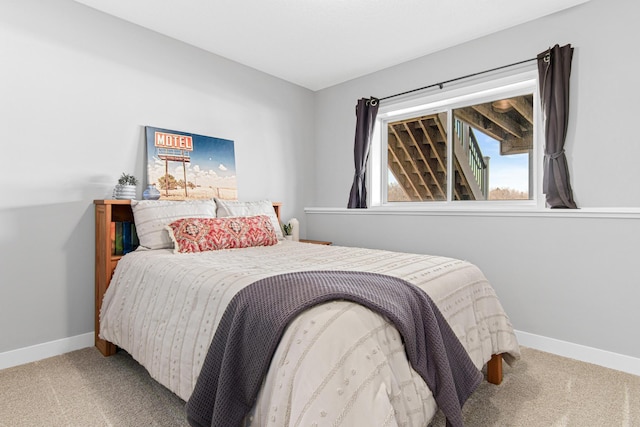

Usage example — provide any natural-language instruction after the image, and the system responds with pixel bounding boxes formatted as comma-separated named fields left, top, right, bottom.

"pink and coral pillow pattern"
left=166, top=215, right=279, bottom=254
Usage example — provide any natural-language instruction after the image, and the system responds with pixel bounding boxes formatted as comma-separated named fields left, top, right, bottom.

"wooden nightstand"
left=94, top=199, right=134, bottom=356
left=299, top=239, right=332, bottom=245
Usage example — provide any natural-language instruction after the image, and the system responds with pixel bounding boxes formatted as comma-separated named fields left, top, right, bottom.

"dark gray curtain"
left=347, top=97, right=379, bottom=208
left=537, top=44, right=577, bottom=208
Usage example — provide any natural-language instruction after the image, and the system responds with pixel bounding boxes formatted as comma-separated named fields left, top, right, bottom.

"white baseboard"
left=2, top=330, right=639, bottom=378
left=0, top=332, right=94, bottom=371
left=515, top=330, right=640, bottom=377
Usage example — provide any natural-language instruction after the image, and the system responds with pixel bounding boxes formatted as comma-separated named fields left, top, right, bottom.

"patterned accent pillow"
left=166, top=215, right=279, bottom=254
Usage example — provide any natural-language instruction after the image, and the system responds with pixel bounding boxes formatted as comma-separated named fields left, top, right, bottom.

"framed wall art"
left=145, top=126, right=237, bottom=200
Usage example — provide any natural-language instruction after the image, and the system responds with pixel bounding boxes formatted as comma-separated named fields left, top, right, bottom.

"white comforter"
left=100, top=240, right=519, bottom=426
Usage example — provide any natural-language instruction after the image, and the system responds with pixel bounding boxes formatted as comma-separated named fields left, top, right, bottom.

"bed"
left=96, top=199, right=520, bottom=427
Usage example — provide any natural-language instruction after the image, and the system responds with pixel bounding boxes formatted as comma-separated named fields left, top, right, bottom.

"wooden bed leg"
left=487, top=353, right=503, bottom=385
left=96, top=336, right=117, bottom=356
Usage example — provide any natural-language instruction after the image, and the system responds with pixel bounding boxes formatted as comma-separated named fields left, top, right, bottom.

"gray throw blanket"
left=186, top=270, right=482, bottom=427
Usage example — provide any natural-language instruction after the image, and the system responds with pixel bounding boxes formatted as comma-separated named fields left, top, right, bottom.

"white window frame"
left=370, top=69, right=544, bottom=211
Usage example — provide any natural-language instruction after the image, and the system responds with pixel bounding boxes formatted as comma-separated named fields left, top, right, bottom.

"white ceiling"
left=74, top=0, right=589, bottom=91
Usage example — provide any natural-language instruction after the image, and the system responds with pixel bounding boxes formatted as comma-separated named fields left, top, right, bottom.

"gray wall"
left=0, top=0, right=314, bottom=353
left=309, top=0, right=640, bottom=359
left=2, top=0, right=638, bottom=366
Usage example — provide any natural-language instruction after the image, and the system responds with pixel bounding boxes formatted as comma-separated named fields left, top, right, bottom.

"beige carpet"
left=0, top=346, right=638, bottom=426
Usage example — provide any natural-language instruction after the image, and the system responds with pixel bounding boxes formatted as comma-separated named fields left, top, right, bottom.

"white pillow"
left=214, top=198, right=283, bottom=240
left=131, top=199, right=217, bottom=249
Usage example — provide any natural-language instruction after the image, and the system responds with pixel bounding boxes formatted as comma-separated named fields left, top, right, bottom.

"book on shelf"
left=131, top=223, right=139, bottom=248
left=114, top=222, right=123, bottom=255
left=110, top=222, right=116, bottom=255
left=110, top=221, right=139, bottom=255
left=122, top=222, right=132, bottom=254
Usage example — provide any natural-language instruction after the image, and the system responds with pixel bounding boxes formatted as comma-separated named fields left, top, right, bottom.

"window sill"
left=304, top=206, right=640, bottom=219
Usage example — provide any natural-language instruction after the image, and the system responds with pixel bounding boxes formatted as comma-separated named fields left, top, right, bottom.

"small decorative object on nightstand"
left=113, top=173, right=138, bottom=200
left=299, top=239, right=332, bottom=245
left=282, top=218, right=300, bottom=241
left=282, top=222, right=293, bottom=240
left=142, top=184, right=161, bottom=200
left=289, top=218, right=299, bottom=241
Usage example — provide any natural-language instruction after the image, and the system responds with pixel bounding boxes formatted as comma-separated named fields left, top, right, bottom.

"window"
left=371, top=71, right=540, bottom=208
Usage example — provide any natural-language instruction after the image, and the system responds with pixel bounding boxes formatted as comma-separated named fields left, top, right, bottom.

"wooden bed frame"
left=93, top=199, right=504, bottom=385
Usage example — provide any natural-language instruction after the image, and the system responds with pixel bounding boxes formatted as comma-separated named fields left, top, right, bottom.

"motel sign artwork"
left=155, top=132, right=194, bottom=151
left=155, top=131, right=193, bottom=197
left=145, top=126, right=237, bottom=200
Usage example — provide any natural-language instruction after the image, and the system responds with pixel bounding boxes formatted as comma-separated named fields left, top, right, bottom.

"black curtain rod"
left=378, top=57, right=537, bottom=102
